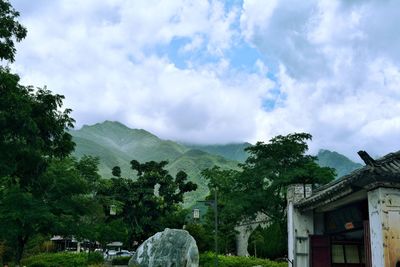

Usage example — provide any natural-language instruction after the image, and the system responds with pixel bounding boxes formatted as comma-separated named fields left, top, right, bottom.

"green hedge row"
left=199, top=252, right=288, bottom=267
left=21, top=252, right=104, bottom=267
left=21, top=251, right=287, bottom=267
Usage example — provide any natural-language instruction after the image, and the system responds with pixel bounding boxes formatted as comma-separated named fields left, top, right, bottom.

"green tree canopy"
left=0, top=1, right=87, bottom=262
left=97, top=160, right=197, bottom=247
left=0, top=0, right=27, bottom=62
left=202, top=133, right=335, bottom=257
left=0, top=157, right=102, bottom=263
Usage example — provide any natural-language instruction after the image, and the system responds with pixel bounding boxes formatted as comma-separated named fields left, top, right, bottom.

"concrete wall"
left=368, top=187, right=400, bottom=267
left=287, top=184, right=313, bottom=267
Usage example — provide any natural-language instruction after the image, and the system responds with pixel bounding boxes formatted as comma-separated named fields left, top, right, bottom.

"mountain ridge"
left=71, top=121, right=364, bottom=204
left=70, top=121, right=241, bottom=205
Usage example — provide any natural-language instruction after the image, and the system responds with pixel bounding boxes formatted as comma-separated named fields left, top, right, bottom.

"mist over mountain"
left=70, top=121, right=363, bottom=204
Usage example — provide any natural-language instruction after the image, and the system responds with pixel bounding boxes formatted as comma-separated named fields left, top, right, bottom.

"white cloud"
left=11, top=0, right=273, bottom=145
left=241, top=0, right=400, bottom=159
left=10, top=0, right=400, bottom=159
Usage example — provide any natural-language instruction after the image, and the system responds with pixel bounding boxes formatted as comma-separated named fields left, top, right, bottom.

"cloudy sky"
left=9, top=0, right=400, bottom=160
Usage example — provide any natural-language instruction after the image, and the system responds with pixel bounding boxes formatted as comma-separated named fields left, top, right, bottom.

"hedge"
left=111, top=256, right=131, bottom=265
left=199, top=252, right=288, bottom=267
left=21, top=251, right=287, bottom=267
left=21, top=252, right=104, bottom=267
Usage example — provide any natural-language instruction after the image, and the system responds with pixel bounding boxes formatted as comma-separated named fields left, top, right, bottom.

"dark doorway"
left=310, top=235, right=331, bottom=267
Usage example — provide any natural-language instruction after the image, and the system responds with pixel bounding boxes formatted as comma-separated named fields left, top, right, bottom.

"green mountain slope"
left=71, top=121, right=363, bottom=204
left=167, top=149, right=240, bottom=203
left=186, top=143, right=251, bottom=162
left=70, top=121, right=240, bottom=204
left=317, top=149, right=363, bottom=178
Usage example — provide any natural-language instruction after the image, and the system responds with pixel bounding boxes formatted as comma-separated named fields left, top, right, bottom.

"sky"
left=8, top=0, right=400, bottom=160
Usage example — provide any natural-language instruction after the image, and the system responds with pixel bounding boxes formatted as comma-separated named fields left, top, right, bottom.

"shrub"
left=185, top=223, right=213, bottom=252
left=21, top=252, right=104, bottom=267
left=87, top=252, right=104, bottom=265
left=248, top=223, right=287, bottom=259
left=199, top=252, right=288, bottom=267
left=111, top=256, right=131, bottom=265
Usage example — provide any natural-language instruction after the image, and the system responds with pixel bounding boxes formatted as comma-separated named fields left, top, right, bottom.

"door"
left=363, top=220, right=371, bottom=267
left=311, top=235, right=331, bottom=267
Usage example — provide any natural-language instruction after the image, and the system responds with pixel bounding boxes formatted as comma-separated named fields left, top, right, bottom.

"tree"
left=201, top=167, right=240, bottom=254
left=97, top=160, right=197, bottom=248
left=0, top=1, right=85, bottom=262
left=112, top=166, right=121, bottom=178
left=0, top=157, right=103, bottom=263
left=0, top=74, right=76, bottom=263
left=239, top=133, right=334, bottom=223
left=0, top=0, right=27, bottom=62
left=202, top=133, right=335, bottom=257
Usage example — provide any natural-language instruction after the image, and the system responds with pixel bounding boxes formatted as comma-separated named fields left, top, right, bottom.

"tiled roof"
left=295, top=150, right=400, bottom=210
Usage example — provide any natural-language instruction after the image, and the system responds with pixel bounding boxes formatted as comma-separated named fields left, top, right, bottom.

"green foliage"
left=0, top=156, right=103, bottom=262
left=0, top=0, right=27, bottom=62
left=23, top=235, right=54, bottom=258
left=86, top=252, right=104, bottom=265
left=111, top=256, right=131, bottom=265
left=200, top=167, right=240, bottom=254
left=97, top=160, right=197, bottom=246
left=202, top=133, right=335, bottom=257
left=185, top=224, right=213, bottom=253
left=21, top=252, right=99, bottom=267
left=111, top=166, right=121, bottom=177
left=199, top=252, right=288, bottom=267
left=70, top=121, right=241, bottom=206
left=248, top=223, right=287, bottom=259
left=317, top=149, right=363, bottom=178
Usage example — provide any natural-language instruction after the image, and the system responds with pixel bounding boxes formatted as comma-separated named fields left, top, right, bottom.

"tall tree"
left=0, top=0, right=27, bottom=62
left=0, top=0, right=82, bottom=262
left=238, top=133, right=334, bottom=223
left=202, top=133, right=335, bottom=257
left=98, top=160, right=197, bottom=247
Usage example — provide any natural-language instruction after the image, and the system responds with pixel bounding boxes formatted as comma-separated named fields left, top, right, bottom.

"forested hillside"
left=70, top=121, right=240, bottom=204
left=71, top=121, right=364, bottom=204
left=317, top=149, right=363, bottom=178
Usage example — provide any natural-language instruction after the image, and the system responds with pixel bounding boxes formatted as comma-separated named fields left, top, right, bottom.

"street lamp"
left=213, top=188, right=218, bottom=267
left=197, top=188, right=218, bottom=267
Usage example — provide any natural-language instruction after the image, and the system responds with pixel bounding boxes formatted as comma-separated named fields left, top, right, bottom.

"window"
left=345, top=245, right=359, bottom=263
left=332, top=245, right=345, bottom=263
left=331, top=244, right=363, bottom=264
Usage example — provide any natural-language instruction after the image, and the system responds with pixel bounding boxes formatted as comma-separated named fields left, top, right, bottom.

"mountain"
left=186, top=143, right=251, bottom=162
left=71, top=121, right=364, bottom=204
left=70, top=121, right=240, bottom=205
left=317, top=149, right=363, bottom=178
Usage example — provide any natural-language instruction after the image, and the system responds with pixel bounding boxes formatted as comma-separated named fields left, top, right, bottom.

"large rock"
left=128, top=228, right=199, bottom=267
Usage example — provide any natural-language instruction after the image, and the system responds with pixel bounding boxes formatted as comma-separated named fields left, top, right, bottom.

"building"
left=287, top=150, right=400, bottom=267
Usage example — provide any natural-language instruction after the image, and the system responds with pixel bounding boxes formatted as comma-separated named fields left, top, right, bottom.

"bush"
left=185, top=223, right=213, bottom=252
left=248, top=223, right=287, bottom=259
left=21, top=252, right=104, bottom=267
left=199, top=252, right=288, bottom=267
left=111, top=256, right=131, bottom=265
left=87, top=252, right=104, bottom=265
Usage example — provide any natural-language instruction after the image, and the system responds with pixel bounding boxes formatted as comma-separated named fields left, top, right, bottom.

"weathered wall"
left=287, top=184, right=313, bottom=267
left=368, top=187, right=400, bottom=267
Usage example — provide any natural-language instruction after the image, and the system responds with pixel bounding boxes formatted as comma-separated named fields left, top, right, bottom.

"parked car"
left=116, top=250, right=133, bottom=257
left=104, top=249, right=133, bottom=259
